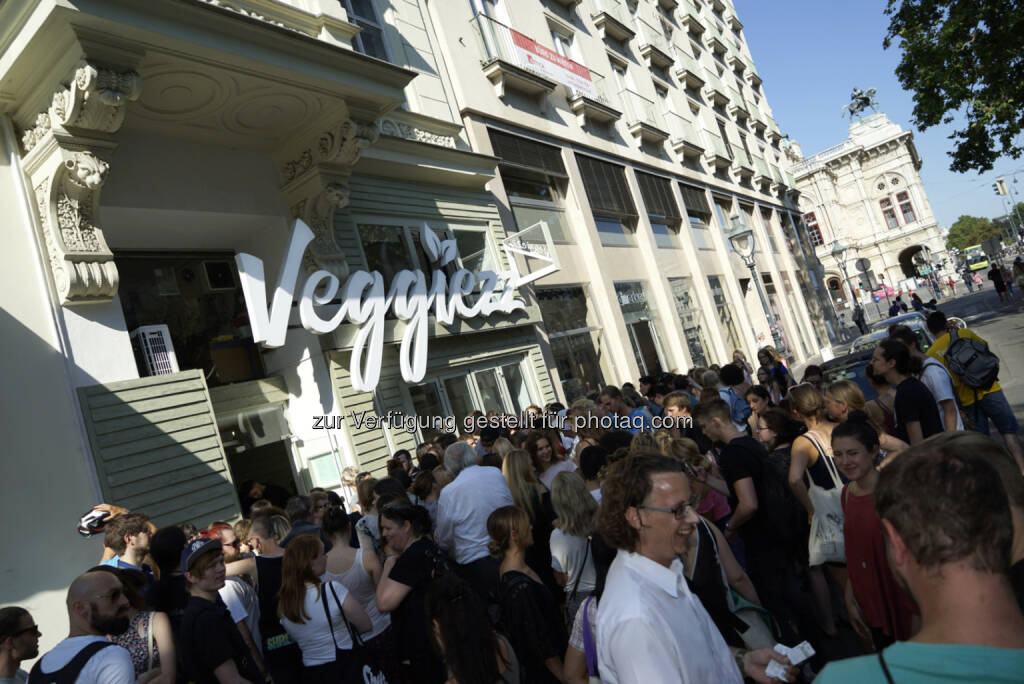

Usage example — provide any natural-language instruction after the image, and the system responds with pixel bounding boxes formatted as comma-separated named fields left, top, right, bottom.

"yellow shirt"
left=926, top=329, right=1001, bottom=406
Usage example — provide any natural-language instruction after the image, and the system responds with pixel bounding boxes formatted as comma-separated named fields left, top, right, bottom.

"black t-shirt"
left=180, top=595, right=262, bottom=684
left=498, top=571, right=567, bottom=684
left=389, top=537, right=447, bottom=682
left=718, top=436, right=772, bottom=547
left=893, top=377, right=944, bottom=443
left=1010, top=559, right=1024, bottom=617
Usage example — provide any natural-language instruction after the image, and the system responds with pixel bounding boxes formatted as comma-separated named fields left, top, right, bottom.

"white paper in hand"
left=765, top=659, right=791, bottom=682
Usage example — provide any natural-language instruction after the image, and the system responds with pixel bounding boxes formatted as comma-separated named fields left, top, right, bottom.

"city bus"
left=964, top=244, right=990, bottom=272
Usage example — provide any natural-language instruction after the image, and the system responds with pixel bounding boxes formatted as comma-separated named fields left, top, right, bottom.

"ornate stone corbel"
left=278, top=118, right=378, bottom=280
left=20, top=61, right=140, bottom=305
left=32, top=147, right=118, bottom=303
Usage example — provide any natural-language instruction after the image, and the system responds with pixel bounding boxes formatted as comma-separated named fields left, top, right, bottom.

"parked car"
left=822, top=348, right=877, bottom=401
left=850, top=319, right=935, bottom=354
left=868, top=311, right=929, bottom=333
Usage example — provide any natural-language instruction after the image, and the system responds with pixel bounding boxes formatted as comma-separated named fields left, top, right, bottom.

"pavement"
left=797, top=286, right=1024, bottom=429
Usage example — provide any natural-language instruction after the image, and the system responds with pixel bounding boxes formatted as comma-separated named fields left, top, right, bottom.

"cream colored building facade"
left=427, top=0, right=834, bottom=400
left=791, top=112, right=947, bottom=311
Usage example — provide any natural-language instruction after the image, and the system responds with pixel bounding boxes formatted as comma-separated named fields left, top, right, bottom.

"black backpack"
left=761, top=446, right=807, bottom=544
left=28, top=641, right=115, bottom=684
left=943, top=329, right=999, bottom=391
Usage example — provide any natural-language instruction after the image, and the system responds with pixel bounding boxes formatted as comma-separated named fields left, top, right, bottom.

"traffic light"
left=994, top=179, right=1009, bottom=195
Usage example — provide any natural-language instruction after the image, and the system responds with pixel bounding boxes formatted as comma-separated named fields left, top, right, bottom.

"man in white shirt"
left=596, top=452, right=793, bottom=684
left=29, top=571, right=134, bottom=683
left=889, top=326, right=963, bottom=431
left=437, top=441, right=514, bottom=602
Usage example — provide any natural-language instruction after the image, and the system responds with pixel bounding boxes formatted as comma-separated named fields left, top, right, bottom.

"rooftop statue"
left=841, top=87, right=879, bottom=120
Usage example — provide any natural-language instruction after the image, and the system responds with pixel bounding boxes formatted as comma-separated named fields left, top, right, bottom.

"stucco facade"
left=791, top=112, right=947, bottom=311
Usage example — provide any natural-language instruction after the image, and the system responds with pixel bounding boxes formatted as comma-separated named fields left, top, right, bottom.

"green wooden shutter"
left=78, top=369, right=240, bottom=528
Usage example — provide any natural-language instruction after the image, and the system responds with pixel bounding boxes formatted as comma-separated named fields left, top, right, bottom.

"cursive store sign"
left=236, top=220, right=548, bottom=392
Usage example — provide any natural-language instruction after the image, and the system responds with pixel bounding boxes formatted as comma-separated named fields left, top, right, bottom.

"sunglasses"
left=11, top=624, right=41, bottom=638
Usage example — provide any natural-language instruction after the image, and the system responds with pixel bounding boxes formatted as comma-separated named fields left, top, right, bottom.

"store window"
left=802, top=212, right=824, bottom=246
left=116, top=254, right=265, bottom=387
left=343, top=0, right=388, bottom=60
left=615, top=281, right=668, bottom=377
left=669, top=277, right=712, bottom=368
left=879, top=197, right=900, bottom=229
left=408, top=360, right=536, bottom=441
left=707, top=275, right=743, bottom=353
left=357, top=222, right=498, bottom=285
left=501, top=166, right=571, bottom=243
left=896, top=191, right=916, bottom=223
left=636, top=171, right=682, bottom=250
left=537, top=286, right=607, bottom=403
left=489, top=129, right=571, bottom=244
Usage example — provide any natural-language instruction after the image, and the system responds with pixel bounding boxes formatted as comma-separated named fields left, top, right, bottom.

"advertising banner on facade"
left=509, top=29, right=597, bottom=100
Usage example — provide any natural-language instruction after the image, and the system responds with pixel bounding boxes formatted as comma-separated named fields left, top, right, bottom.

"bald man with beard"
left=28, top=570, right=135, bottom=684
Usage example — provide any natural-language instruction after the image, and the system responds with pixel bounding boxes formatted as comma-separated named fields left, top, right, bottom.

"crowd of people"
left=3, top=324, right=1024, bottom=683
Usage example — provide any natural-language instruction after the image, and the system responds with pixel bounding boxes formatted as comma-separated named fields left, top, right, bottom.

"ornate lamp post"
left=830, top=239, right=856, bottom=303
left=727, top=215, right=782, bottom=351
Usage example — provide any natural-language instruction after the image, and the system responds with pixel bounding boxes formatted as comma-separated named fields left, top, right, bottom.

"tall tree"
left=884, top=1, right=1024, bottom=172
left=945, top=214, right=1001, bottom=250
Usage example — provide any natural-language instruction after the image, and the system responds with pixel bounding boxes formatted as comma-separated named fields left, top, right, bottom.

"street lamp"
left=830, top=239, right=856, bottom=302
left=727, top=215, right=782, bottom=351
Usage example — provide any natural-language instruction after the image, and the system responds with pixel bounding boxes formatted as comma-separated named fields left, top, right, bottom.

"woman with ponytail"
left=277, top=535, right=372, bottom=682
left=832, top=413, right=917, bottom=651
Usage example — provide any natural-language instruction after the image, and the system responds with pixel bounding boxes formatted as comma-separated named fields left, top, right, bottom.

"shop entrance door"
left=627, top=320, right=665, bottom=377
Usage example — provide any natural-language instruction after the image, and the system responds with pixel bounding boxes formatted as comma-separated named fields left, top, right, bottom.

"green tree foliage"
left=884, top=1, right=1024, bottom=172
left=945, top=214, right=1003, bottom=250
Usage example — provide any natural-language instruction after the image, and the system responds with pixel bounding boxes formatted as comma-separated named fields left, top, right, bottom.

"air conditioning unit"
left=202, top=260, right=237, bottom=292
left=131, top=325, right=180, bottom=376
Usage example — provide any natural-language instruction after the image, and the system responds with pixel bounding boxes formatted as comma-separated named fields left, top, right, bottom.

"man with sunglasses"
left=28, top=571, right=134, bottom=683
left=596, top=453, right=793, bottom=683
left=1, top=607, right=39, bottom=683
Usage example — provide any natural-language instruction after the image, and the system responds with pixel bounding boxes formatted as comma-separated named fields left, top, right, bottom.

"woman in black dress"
left=375, top=501, right=450, bottom=684
left=488, top=505, right=567, bottom=684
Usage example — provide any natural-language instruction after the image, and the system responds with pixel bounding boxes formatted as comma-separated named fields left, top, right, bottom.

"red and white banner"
left=509, top=30, right=597, bottom=100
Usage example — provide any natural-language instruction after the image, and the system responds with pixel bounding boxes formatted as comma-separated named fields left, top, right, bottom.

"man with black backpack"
left=926, top=311, right=1024, bottom=470
left=29, top=571, right=134, bottom=683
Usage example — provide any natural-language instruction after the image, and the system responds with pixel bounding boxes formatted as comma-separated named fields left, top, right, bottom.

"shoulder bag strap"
left=146, top=611, right=155, bottom=670
left=580, top=596, right=599, bottom=677
left=329, top=582, right=364, bottom=650
left=28, top=641, right=115, bottom=683
left=569, top=537, right=591, bottom=603
left=320, top=583, right=341, bottom=651
left=877, top=650, right=896, bottom=684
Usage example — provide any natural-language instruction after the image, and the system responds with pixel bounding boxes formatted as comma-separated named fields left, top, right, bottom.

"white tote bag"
left=804, top=432, right=846, bottom=566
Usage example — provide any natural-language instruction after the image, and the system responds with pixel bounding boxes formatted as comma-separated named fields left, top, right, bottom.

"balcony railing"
left=731, top=144, right=754, bottom=176
left=619, top=88, right=669, bottom=143
left=637, top=19, right=674, bottom=69
left=591, top=0, right=636, bottom=42
left=472, top=14, right=559, bottom=98
left=704, top=131, right=732, bottom=168
left=752, top=154, right=771, bottom=179
left=568, top=72, right=622, bottom=125
left=665, top=111, right=704, bottom=156
left=674, top=46, right=705, bottom=88
left=704, top=72, right=729, bottom=106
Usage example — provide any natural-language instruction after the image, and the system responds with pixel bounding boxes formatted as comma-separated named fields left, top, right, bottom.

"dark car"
left=868, top=311, right=929, bottom=333
left=822, top=348, right=878, bottom=401
left=850, top=319, right=935, bottom=354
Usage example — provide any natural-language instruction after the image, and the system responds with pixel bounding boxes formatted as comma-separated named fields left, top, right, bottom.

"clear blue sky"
left=737, top=0, right=1024, bottom=232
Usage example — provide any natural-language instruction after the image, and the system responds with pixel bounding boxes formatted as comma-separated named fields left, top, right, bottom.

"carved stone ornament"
left=377, top=117, right=457, bottom=149
left=32, top=150, right=118, bottom=303
left=280, top=119, right=378, bottom=183
left=279, top=119, right=379, bottom=281
left=20, top=61, right=140, bottom=305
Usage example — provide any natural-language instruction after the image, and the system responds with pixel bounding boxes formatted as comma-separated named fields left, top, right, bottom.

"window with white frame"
left=357, top=222, right=498, bottom=286
left=802, top=212, right=824, bottom=246
left=879, top=197, right=900, bottom=229
left=896, top=191, right=916, bottom=224
left=343, top=0, right=388, bottom=60
left=551, top=27, right=575, bottom=60
left=407, top=360, right=537, bottom=441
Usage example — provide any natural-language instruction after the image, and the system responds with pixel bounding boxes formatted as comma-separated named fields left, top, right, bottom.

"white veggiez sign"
left=235, top=220, right=548, bottom=392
